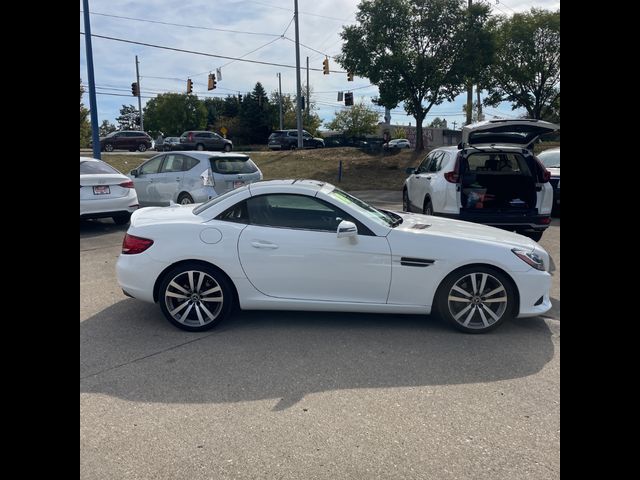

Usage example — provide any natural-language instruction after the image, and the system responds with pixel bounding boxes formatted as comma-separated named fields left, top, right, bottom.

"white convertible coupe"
left=116, top=180, right=552, bottom=333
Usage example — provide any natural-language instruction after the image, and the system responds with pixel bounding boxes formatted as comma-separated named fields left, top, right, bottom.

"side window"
left=139, top=156, right=163, bottom=174
left=217, top=200, right=249, bottom=224
left=182, top=156, right=200, bottom=171
left=160, top=154, right=183, bottom=173
left=245, top=194, right=366, bottom=233
left=416, top=153, right=433, bottom=173
left=428, top=151, right=445, bottom=172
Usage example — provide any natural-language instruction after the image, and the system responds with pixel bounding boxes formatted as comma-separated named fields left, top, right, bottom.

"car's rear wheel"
left=223, top=144, right=232, bottom=152
left=402, top=188, right=410, bottom=212
left=196, top=143, right=205, bottom=151
left=423, top=199, right=433, bottom=216
left=177, top=193, right=194, bottom=205
left=436, top=266, right=516, bottom=333
left=290, top=144, right=297, bottom=151
left=158, top=263, right=234, bottom=331
left=112, top=214, right=131, bottom=225
left=104, top=144, right=114, bottom=152
left=138, top=144, right=147, bottom=152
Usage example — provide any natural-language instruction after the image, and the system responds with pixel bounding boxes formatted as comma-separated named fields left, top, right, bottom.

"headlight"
left=512, top=248, right=545, bottom=271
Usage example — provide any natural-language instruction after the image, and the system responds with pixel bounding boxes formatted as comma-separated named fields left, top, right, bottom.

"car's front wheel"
left=138, top=144, right=147, bottom=152
left=177, top=193, right=194, bottom=205
left=158, top=263, right=234, bottom=331
left=436, top=266, right=516, bottom=333
left=196, top=143, right=205, bottom=151
left=104, top=144, right=114, bottom=152
left=223, top=144, right=232, bottom=152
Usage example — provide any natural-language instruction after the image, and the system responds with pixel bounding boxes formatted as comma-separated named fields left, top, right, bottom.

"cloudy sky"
left=80, top=0, right=559, bottom=131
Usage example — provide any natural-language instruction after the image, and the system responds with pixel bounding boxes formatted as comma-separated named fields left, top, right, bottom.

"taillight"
left=534, top=156, right=551, bottom=183
left=119, top=180, right=135, bottom=188
left=444, top=153, right=461, bottom=183
left=537, top=217, right=551, bottom=225
left=122, top=234, right=154, bottom=254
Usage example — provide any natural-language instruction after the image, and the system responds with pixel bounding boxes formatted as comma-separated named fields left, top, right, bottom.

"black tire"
left=290, top=144, right=297, bottom=151
left=524, top=231, right=543, bottom=242
left=196, top=143, right=205, bottom=151
left=104, top=144, right=114, bottom=152
left=158, top=262, right=234, bottom=331
left=138, top=144, right=147, bottom=152
left=317, top=143, right=324, bottom=148
left=436, top=265, right=517, bottom=333
left=402, top=188, right=410, bottom=212
left=112, top=214, right=131, bottom=225
left=223, top=144, right=232, bottom=152
left=423, top=198, right=433, bottom=216
left=177, top=193, right=194, bottom=205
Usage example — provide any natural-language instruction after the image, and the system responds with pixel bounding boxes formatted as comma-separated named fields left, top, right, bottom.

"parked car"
left=116, top=179, right=553, bottom=334
left=80, top=157, right=139, bottom=224
left=129, top=151, right=262, bottom=206
left=385, top=138, right=411, bottom=149
left=402, top=119, right=558, bottom=242
left=536, top=147, right=560, bottom=214
left=157, top=136, right=181, bottom=152
left=268, top=130, right=325, bottom=150
left=179, top=131, right=232, bottom=152
left=96, top=131, right=153, bottom=152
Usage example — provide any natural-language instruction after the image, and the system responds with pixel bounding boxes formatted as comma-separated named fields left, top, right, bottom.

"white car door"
left=406, top=152, right=434, bottom=212
left=237, top=193, right=392, bottom=303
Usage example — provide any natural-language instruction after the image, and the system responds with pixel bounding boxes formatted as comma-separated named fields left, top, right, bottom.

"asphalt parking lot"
left=80, top=191, right=559, bottom=480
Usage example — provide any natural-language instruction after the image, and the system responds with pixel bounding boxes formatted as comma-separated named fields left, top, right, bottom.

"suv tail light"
left=533, top=156, right=551, bottom=183
left=119, top=180, right=135, bottom=188
left=444, top=152, right=461, bottom=183
left=122, top=234, right=154, bottom=254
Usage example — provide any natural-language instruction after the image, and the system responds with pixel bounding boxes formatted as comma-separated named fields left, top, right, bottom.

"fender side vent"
left=400, top=257, right=435, bottom=267
left=411, top=223, right=431, bottom=229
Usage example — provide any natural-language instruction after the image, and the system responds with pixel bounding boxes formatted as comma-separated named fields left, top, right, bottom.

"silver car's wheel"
left=177, top=193, right=194, bottom=205
left=158, top=263, right=234, bottom=331
left=437, top=266, right=516, bottom=333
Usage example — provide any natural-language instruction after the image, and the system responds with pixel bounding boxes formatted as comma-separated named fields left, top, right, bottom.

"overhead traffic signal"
left=345, top=92, right=354, bottom=106
left=322, top=57, right=329, bottom=75
left=208, top=73, right=217, bottom=90
left=187, top=78, right=193, bottom=94
left=131, top=82, right=139, bottom=96
left=347, top=71, right=354, bottom=81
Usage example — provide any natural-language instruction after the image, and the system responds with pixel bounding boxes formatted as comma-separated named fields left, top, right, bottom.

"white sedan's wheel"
left=159, top=264, right=234, bottom=331
left=437, top=266, right=516, bottom=333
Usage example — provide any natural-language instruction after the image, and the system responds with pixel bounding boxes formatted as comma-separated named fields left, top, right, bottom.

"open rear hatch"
left=461, top=119, right=559, bottom=149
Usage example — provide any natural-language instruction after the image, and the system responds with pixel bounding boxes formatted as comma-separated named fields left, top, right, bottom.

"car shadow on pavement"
left=80, top=300, right=557, bottom=411
left=80, top=219, right=128, bottom=239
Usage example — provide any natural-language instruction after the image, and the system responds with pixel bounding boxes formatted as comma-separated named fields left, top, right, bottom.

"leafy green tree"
left=428, top=117, right=448, bottom=129
left=338, top=0, right=492, bottom=150
left=99, top=120, right=116, bottom=137
left=115, top=105, right=140, bottom=130
left=202, top=97, right=227, bottom=129
left=325, top=101, right=380, bottom=137
left=143, top=93, right=207, bottom=135
left=80, top=79, right=91, bottom=147
left=484, top=9, right=560, bottom=120
left=269, top=88, right=322, bottom=135
left=239, top=82, right=276, bottom=144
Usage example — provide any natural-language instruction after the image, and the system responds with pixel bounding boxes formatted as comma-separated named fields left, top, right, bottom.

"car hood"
left=130, top=204, right=201, bottom=227
left=462, top=119, right=559, bottom=148
left=393, top=212, right=537, bottom=252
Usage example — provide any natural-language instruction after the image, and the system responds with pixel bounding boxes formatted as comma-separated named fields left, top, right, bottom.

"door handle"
left=176, top=177, right=181, bottom=181
left=251, top=241, right=279, bottom=249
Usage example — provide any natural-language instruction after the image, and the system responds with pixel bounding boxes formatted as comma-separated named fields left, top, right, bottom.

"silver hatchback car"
left=130, top=151, right=263, bottom=206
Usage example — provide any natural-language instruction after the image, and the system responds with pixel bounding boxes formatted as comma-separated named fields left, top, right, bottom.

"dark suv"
left=98, top=131, right=152, bottom=152
left=179, top=131, right=233, bottom=152
left=268, top=130, right=325, bottom=150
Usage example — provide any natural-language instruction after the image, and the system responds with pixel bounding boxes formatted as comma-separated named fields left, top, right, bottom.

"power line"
left=80, top=31, right=348, bottom=73
left=243, top=1, right=352, bottom=22
left=495, top=1, right=517, bottom=14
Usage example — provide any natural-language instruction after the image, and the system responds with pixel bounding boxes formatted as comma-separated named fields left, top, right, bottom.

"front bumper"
left=513, top=269, right=553, bottom=317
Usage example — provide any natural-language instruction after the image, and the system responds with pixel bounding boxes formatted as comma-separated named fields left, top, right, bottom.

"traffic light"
left=187, top=78, right=193, bottom=94
left=238, top=94, right=242, bottom=103
left=322, top=57, right=329, bottom=75
left=345, top=92, right=354, bottom=106
left=208, top=73, right=217, bottom=90
left=347, top=71, right=354, bottom=81
left=131, top=82, right=139, bottom=96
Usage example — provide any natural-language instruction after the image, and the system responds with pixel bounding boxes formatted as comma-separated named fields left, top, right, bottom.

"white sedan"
left=80, top=157, right=139, bottom=224
left=116, top=180, right=552, bottom=333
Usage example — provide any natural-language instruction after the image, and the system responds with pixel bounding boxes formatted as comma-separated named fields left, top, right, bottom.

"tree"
left=337, top=0, right=492, bottom=150
left=238, top=82, right=275, bottom=144
left=115, top=105, right=140, bottom=130
left=428, top=117, right=448, bottom=129
left=80, top=79, right=91, bottom=147
left=142, top=93, right=207, bottom=136
left=483, top=9, right=560, bottom=120
left=325, top=101, right=380, bottom=137
left=99, top=120, right=116, bottom=137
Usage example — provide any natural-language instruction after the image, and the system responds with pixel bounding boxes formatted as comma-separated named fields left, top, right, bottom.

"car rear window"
left=464, top=152, right=532, bottom=175
left=209, top=157, right=258, bottom=174
left=80, top=161, right=120, bottom=175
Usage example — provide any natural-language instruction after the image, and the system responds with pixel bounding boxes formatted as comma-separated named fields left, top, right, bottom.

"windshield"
left=538, top=150, right=560, bottom=168
left=327, top=188, right=400, bottom=228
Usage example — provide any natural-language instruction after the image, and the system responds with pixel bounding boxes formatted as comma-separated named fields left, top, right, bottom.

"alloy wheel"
left=447, top=272, right=508, bottom=330
left=163, top=270, right=224, bottom=328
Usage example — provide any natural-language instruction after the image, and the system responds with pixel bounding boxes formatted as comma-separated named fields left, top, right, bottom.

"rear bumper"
left=80, top=192, right=139, bottom=217
left=438, top=211, right=551, bottom=233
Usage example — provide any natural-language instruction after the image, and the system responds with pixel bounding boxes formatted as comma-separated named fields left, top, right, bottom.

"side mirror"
left=405, top=167, right=416, bottom=175
left=337, top=220, right=357, bottom=238
left=130, top=169, right=139, bottom=177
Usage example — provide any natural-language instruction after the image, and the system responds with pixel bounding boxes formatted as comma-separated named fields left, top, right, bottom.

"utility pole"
left=277, top=72, right=283, bottom=130
left=476, top=87, right=483, bottom=122
left=466, top=0, right=473, bottom=126
left=306, top=56, right=310, bottom=123
left=82, top=0, right=101, bottom=159
left=452, top=121, right=458, bottom=130
left=293, top=0, right=303, bottom=148
left=135, top=56, right=144, bottom=131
